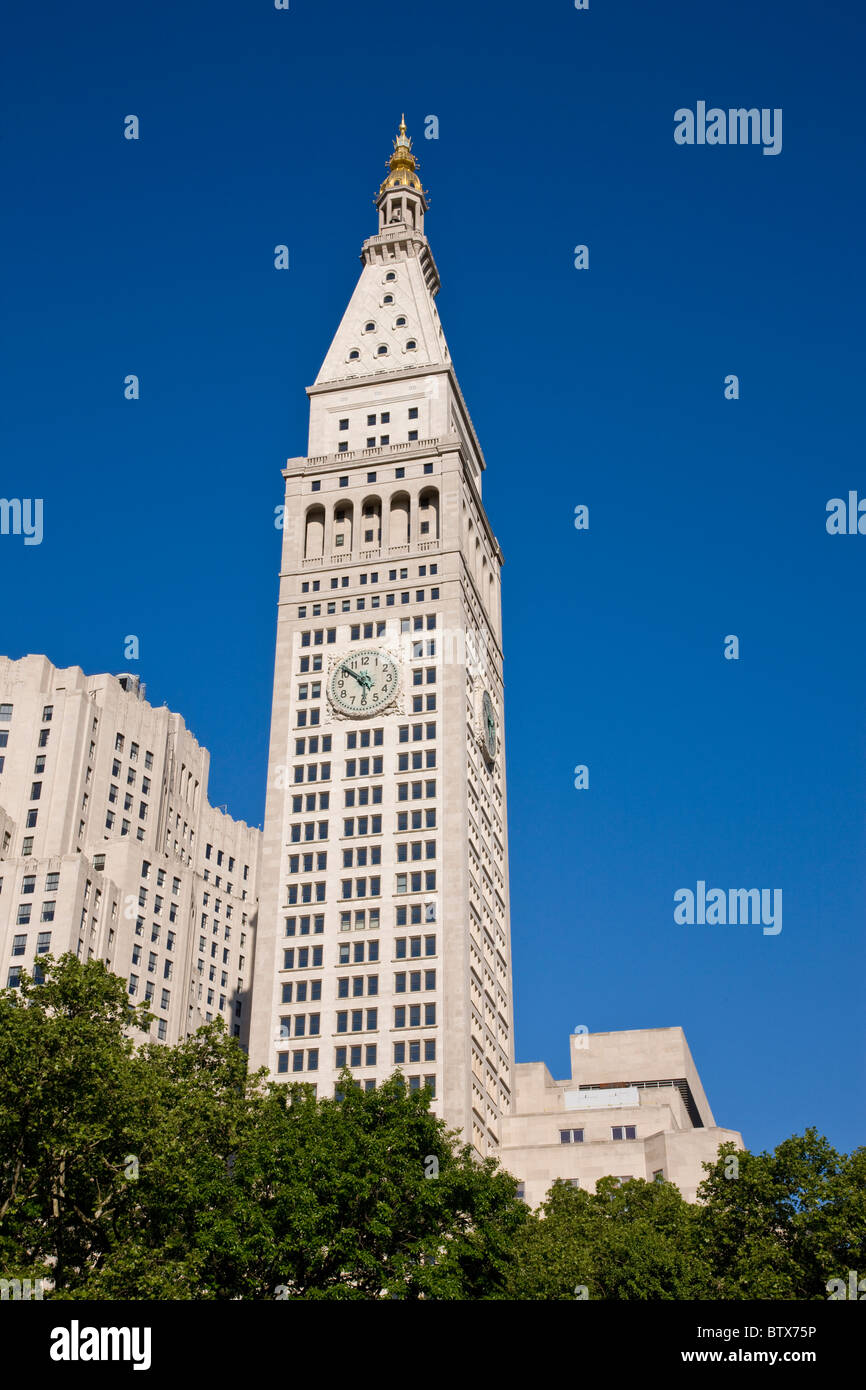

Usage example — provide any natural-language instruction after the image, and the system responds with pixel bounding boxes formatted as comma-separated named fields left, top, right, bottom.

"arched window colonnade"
left=304, top=488, right=440, bottom=562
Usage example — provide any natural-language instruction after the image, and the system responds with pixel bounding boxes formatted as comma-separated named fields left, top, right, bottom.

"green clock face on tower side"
left=328, top=649, right=398, bottom=716
left=482, top=689, right=497, bottom=762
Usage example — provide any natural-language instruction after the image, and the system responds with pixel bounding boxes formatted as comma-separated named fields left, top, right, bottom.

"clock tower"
left=249, top=119, right=514, bottom=1156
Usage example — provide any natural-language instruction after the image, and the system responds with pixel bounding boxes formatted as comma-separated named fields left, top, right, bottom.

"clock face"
left=482, top=690, right=497, bottom=762
left=328, top=649, right=398, bottom=717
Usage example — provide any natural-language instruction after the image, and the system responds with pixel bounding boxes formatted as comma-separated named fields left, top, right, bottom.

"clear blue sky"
left=2, top=0, right=863, bottom=1157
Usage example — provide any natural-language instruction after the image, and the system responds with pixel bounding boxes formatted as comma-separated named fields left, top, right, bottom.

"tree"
left=695, top=1132, right=866, bottom=1299
left=3, top=956, right=863, bottom=1300
left=504, top=1134, right=866, bottom=1301
left=0, top=954, right=527, bottom=1299
left=503, top=1176, right=715, bottom=1300
left=0, top=954, right=152, bottom=1292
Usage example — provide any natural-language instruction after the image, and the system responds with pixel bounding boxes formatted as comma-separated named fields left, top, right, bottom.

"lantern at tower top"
left=376, top=115, right=428, bottom=234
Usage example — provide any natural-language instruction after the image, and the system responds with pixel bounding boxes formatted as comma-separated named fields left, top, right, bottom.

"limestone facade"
left=499, top=1028, right=743, bottom=1205
left=0, top=655, right=260, bottom=1047
left=249, top=121, right=514, bottom=1154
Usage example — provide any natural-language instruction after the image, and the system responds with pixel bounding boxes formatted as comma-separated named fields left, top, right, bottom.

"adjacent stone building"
left=499, top=1027, right=743, bottom=1205
left=0, top=655, right=260, bottom=1047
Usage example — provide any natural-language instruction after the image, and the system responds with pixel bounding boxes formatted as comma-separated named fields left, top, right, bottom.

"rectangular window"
left=560, top=1129, right=584, bottom=1144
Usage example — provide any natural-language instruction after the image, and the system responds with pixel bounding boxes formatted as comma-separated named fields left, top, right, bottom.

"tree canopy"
left=1, top=955, right=861, bottom=1300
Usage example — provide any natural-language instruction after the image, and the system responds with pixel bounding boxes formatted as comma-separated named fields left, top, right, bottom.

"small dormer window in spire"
left=364, top=322, right=376, bottom=333
left=385, top=272, right=397, bottom=282
left=405, top=340, right=417, bottom=351
left=348, top=350, right=360, bottom=360
left=383, top=294, right=394, bottom=305
left=376, top=345, right=388, bottom=356
left=395, top=317, right=406, bottom=327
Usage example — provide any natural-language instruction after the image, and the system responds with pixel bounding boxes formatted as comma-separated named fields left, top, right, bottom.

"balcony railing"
left=305, top=437, right=441, bottom=467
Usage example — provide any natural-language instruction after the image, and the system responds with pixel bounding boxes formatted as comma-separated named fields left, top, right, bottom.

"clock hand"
left=339, top=663, right=365, bottom=686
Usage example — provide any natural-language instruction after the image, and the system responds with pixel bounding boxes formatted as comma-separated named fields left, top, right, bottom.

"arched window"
left=304, top=505, right=325, bottom=560
left=332, top=501, right=353, bottom=553
left=390, top=492, right=411, bottom=546
left=418, top=487, right=439, bottom=541
left=348, top=349, right=360, bottom=360
left=383, top=294, right=394, bottom=305
left=364, top=321, right=376, bottom=333
left=406, top=339, right=417, bottom=350
left=377, top=345, right=388, bottom=356
left=385, top=271, right=396, bottom=282
left=360, top=496, right=382, bottom=547
left=395, top=316, right=406, bottom=327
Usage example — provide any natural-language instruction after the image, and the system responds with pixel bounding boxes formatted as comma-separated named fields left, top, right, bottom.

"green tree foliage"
left=2, top=955, right=863, bottom=1300
left=501, top=1137, right=866, bottom=1300
left=694, top=1133, right=866, bottom=1299
left=0, top=955, right=525, bottom=1299
left=504, top=1176, right=716, bottom=1300
left=0, top=953, right=152, bottom=1291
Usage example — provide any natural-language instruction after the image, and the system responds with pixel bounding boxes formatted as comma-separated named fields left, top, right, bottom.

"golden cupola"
left=378, top=115, right=426, bottom=196
left=375, top=116, right=428, bottom=236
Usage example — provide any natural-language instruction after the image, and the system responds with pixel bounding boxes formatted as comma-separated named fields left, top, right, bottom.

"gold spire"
left=378, top=115, right=425, bottom=197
